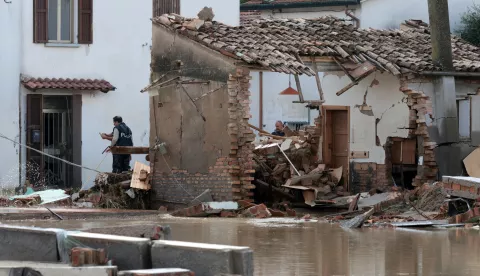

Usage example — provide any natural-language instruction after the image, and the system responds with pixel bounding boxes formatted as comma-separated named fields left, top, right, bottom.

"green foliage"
left=240, top=0, right=250, bottom=3
left=457, top=4, right=480, bottom=46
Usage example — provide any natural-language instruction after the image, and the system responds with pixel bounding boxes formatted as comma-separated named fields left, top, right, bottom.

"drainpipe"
left=427, top=0, right=459, bottom=176
left=345, top=9, right=359, bottom=28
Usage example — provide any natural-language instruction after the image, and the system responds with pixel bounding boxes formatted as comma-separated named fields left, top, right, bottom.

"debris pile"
left=171, top=199, right=297, bottom=219
left=75, top=171, right=151, bottom=209
left=252, top=121, right=345, bottom=205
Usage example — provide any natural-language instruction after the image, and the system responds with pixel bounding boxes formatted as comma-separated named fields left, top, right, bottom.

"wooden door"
left=331, top=110, right=349, bottom=183
left=26, top=94, right=44, bottom=185
left=323, top=107, right=350, bottom=189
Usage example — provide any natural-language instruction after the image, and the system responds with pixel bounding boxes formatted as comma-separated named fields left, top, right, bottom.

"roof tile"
left=152, top=15, right=480, bottom=75
left=21, top=78, right=115, bottom=92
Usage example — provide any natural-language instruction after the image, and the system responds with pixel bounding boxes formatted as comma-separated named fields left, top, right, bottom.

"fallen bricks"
left=64, top=232, right=152, bottom=270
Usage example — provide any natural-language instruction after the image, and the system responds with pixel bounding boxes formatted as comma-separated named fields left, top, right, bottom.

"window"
left=457, top=98, right=471, bottom=140
left=34, top=0, right=93, bottom=44
left=48, top=0, right=73, bottom=42
left=153, top=0, right=180, bottom=17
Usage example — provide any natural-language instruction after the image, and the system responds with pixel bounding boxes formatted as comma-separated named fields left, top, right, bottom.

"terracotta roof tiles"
left=152, top=15, right=480, bottom=76
left=22, top=78, right=116, bottom=93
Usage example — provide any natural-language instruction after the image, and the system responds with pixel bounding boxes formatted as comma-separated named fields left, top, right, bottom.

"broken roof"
left=152, top=15, right=480, bottom=76
left=241, top=0, right=360, bottom=10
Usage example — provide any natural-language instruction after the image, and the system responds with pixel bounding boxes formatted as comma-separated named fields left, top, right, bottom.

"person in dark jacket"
left=101, top=116, right=133, bottom=173
left=272, top=120, right=285, bottom=137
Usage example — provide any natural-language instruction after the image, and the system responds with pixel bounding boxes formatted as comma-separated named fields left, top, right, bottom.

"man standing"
left=272, top=120, right=285, bottom=137
left=101, top=116, right=133, bottom=173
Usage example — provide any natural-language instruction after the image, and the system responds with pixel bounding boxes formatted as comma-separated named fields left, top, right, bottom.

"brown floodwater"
left=8, top=216, right=480, bottom=276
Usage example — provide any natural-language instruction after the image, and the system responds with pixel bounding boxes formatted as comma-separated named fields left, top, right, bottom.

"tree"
left=457, top=4, right=480, bottom=46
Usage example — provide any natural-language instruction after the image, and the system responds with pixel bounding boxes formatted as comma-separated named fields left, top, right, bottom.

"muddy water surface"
left=10, top=217, right=480, bottom=276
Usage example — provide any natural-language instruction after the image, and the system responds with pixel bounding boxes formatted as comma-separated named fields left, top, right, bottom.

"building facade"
left=0, top=0, right=238, bottom=190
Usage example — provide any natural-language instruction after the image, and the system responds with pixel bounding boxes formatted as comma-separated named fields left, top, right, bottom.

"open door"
left=72, top=95, right=82, bottom=188
left=26, top=94, right=44, bottom=185
left=323, top=106, right=350, bottom=190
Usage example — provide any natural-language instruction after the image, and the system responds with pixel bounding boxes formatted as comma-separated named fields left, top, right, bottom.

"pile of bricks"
left=400, top=82, right=438, bottom=186
left=70, top=247, right=107, bottom=267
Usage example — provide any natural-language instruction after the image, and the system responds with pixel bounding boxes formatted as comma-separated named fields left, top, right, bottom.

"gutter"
left=241, top=1, right=360, bottom=11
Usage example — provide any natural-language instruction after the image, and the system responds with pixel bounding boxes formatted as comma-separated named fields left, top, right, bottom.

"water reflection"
left=8, top=218, right=480, bottom=276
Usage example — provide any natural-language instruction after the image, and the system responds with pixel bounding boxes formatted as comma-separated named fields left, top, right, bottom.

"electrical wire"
left=0, top=133, right=102, bottom=173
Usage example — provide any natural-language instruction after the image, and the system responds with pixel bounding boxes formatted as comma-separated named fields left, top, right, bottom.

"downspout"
left=259, top=72, right=264, bottom=130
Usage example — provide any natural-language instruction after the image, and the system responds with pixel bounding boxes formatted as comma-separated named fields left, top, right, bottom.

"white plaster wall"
left=250, top=71, right=410, bottom=164
left=0, top=1, right=22, bottom=188
left=360, top=0, right=480, bottom=30
left=181, top=0, right=240, bottom=26
left=21, top=1, right=151, bottom=189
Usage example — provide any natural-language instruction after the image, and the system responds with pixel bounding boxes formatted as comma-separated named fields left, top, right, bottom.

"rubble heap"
left=75, top=172, right=151, bottom=209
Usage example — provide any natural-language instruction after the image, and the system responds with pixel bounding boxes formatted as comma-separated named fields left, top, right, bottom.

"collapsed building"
left=144, top=11, right=480, bottom=208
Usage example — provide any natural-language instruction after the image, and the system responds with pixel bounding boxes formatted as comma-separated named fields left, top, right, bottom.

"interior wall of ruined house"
left=149, top=25, right=240, bottom=207
left=407, top=78, right=480, bottom=176
left=249, top=70, right=411, bottom=191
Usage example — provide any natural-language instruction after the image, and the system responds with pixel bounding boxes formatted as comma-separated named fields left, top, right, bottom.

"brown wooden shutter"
left=153, top=0, right=180, bottom=18
left=78, top=0, right=93, bottom=44
left=26, top=94, right=44, bottom=184
left=33, top=0, right=48, bottom=43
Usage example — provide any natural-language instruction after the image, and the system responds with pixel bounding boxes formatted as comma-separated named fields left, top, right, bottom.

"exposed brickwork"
left=152, top=67, right=256, bottom=206
left=400, top=80, right=439, bottom=186
left=350, top=162, right=392, bottom=193
left=228, top=67, right=256, bottom=200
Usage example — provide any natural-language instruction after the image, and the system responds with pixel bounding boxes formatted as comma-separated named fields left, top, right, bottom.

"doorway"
left=26, top=94, right=82, bottom=188
left=323, top=106, right=350, bottom=190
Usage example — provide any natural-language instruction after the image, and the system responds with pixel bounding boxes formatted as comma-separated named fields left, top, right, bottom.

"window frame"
left=48, top=0, right=75, bottom=43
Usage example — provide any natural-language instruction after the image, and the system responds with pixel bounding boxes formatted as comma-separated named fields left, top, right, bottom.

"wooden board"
left=464, top=148, right=480, bottom=178
left=130, top=161, right=151, bottom=190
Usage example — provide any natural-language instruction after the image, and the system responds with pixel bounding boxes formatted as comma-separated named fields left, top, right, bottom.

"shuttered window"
left=78, top=0, right=93, bottom=44
left=33, top=0, right=93, bottom=44
left=153, top=0, right=180, bottom=18
left=33, top=0, right=48, bottom=43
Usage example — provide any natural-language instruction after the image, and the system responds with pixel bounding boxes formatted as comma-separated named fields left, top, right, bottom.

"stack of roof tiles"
left=153, top=14, right=480, bottom=76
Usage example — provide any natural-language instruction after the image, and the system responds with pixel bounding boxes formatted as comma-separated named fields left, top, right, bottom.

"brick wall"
left=350, top=162, right=391, bottom=193
left=152, top=67, right=256, bottom=207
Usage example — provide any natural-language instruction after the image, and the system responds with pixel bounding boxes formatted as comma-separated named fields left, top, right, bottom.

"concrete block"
left=65, top=232, right=151, bottom=270
left=0, top=225, right=66, bottom=262
left=151, top=240, right=253, bottom=276
left=0, top=261, right=116, bottom=276
left=119, top=268, right=194, bottom=276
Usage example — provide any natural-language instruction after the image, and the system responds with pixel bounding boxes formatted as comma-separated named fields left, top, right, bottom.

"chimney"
left=427, top=0, right=453, bottom=71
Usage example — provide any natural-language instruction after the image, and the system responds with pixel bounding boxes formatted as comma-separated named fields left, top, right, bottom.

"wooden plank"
left=293, top=74, right=305, bottom=102
left=130, top=161, right=151, bottom=190
left=110, top=146, right=149, bottom=154
left=464, top=148, right=480, bottom=178
left=310, top=57, right=325, bottom=101
left=402, top=139, right=417, bottom=165
left=350, top=151, right=369, bottom=159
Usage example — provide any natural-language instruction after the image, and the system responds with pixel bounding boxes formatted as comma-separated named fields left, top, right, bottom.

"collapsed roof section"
left=152, top=14, right=480, bottom=76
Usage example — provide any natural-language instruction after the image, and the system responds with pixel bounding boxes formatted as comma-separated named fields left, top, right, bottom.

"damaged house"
left=146, top=13, right=480, bottom=207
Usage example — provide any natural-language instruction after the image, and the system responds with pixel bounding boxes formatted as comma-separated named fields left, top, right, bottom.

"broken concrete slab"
left=442, top=176, right=480, bottom=199
left=118, top=268, right=194, bottom=276
left=188, top=189, right=213, bottom=206
left=197, top=7, right=215, bottom=21
left=0, top=225, right=66, bottom=262
left=357, top=192, right=403, bottom=210
left=463, top=148, right=480, bottom=178
left=65, top=232, right=151, bottom=270
left=340, top=208, right=374, bottom=229
left=242, top=204, right=272, bottom=218
left=151, top=240, right=253, bottom=276
left=0, top=262, right=117, bottom=276
left=173, top=202, right=238, bottom=217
